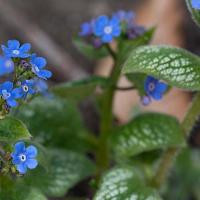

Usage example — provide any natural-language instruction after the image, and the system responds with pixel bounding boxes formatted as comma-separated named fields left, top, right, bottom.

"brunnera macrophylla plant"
left=0, top=2, right=200, bottom=200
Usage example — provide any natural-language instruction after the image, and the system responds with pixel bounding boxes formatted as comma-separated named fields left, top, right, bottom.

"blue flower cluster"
left=11, top=142, right=38, bottom=174
left=79, top=10, right=146, bottom=45
left=0, top=40, right=52, bottom=108
left=143, top=76, right=168, bottom=105
left=191, top=0, right=200, bottom=9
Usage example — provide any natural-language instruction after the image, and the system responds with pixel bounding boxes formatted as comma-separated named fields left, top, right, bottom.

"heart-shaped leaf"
left=25, top=149, right=95, bottom=197
left=111, top=113, right=185, bottom=158
left=15, top=97, right=90, bottom=152
left=0, top=117, right=31, bottom=142
left=122, top=45, right=200, bottom=90
left=94, top=167, right=162, bottom=200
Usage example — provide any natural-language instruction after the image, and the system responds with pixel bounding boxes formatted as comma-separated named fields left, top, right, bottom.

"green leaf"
left=74, top=37, right=109, bottom=59
left=25, top=149, right=95, bottom=197
left=0, top=177, right=47, bottom=200
left=0, top=189, right=47, bottom=200
left=111, top=113, right=185, bottom=158
left=122, top=45, right=200, bottom=90
left=119, top=28, right=154, bottom=95
left=52, top=76, right=108, bottom=101
left=186, top=0, right=200, bottom=27
left=164, top=148, right=200, bottom=200
left=0, top=117, right=31, bottom=142
left=126, top=73, right=147, bottom=96
left=94, top=167, right=162, bottom=200
left=118, top=27, right=155, bottom=63
left=15, top=97, right=89, bottom=152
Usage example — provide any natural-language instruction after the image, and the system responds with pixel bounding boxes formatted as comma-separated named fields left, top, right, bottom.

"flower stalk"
left=96, top=44, right=121, bottom=177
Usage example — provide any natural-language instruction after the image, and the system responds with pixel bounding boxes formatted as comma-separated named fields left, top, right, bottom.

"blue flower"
left=113, top=10, right=135, bottom=23
left=191, top=0, right=200, bottom=9
left=1, top=40, right=31, bottom=58
left=30, top=54, right=52, bottom=80
left=0, top=56, right=14, bottom=76
left=141, top=96, right=151, bottom=106
left=16, top=80, right=35, bottom=98
left=79, top=22, right=93, bottom=36
left=144, top=76, right=168, bottom=101
left=11, top=142, right=38, bottom=174
left=0, top=81, right=21, bottom=107
left=93, top=15, right=121, bottom=43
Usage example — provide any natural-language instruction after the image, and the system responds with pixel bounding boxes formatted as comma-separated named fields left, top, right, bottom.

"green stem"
left=151, top=92, right=200, bottom=188
left=96, top=45, right=121, bottom=176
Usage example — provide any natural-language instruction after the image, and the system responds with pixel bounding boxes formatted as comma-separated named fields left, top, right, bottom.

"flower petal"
left=12, top=88, right=23, bottom=99
left=94, top=15, right=109, bottom=36
left=17, top=163, right=27, bottom=174
left=112, top=26, right=121, bottom=37
left=102, top=34, right=113, bottom=43
left=26, top=145, right=37, bottom=158
left=7, top=40, right=20, bottom=49
left=151, top=91, right=162, bottom=100
left=7, top=98, right=18, bottom=107
left=32, top=57, right=47, bottom=68
left=26, top=159, right=38, bottom=169
left=19, top=43, right=31, bottom=52
left=12, top=155, right=21, bottom=165
left=38, top=70, right=52, bottom=79
left=110, top=16, right=120, bottom=26
left=19, top=53, right=31, bottom=58
left=14, top=142, right=26, bottom=154
left=157, top=82, right=168, bottom=93
left=2, top=81, right=13, bottom=91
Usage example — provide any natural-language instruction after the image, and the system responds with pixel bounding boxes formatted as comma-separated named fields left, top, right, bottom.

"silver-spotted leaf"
left=15, top=97, right=89, bottom=152
left=122, top=45, right=200, bottom=90
left=0, top=117, right=31, bottom=142
left=25, top=150, right=95, bottom=197
left=111, top=113, right=185, bottom=158
left=94, top=167, right=162, bottom=200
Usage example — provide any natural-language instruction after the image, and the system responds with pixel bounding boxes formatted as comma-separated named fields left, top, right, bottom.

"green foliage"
left=126, top=73, right=147, bottom=96
left=164, top=148, right=200, bottom=200
left=94, top=167, right=162, bottom=200
left=0, top=177, right=47, bottom=200
left=25, top=149, right=95, bottom=197
left=186, top=0, right=200, bottom=27
left=73, top=37, right=109, bottom=59
left=15, top=96, right=90, bottom=152
left=118, top=27, right=155, bottom=63
left=123, top=45, right=200, bottom=90
left=119, top=28, right=154, bottom=95
left=52, top=76, right=108, bottom=101
left=111, top=113, right=185, bottom=158
left=0, top=117, right=31, bottom=142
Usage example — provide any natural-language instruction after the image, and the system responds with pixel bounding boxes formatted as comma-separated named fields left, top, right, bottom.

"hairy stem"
left=151, top=92, right=200, bottom=188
